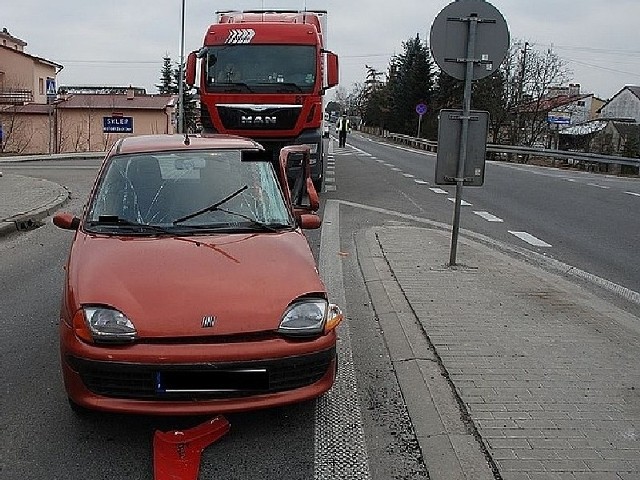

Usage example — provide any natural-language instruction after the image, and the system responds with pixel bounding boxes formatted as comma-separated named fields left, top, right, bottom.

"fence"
left=378, top=131, right=640, bottom=174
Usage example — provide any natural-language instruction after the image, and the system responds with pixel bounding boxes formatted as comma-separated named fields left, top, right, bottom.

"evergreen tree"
left=157, top=55, right=177, bottom=94
left=174, top=64, right=198, bottom=133
left=387, top=34, right=434, bottom=136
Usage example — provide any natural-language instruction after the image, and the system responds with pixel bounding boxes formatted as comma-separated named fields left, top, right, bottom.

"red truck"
left=185, top=10, right=339, bottom=189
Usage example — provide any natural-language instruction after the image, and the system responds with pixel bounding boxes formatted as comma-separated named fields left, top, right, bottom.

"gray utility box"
left=435, top=109, right=489, bottom=187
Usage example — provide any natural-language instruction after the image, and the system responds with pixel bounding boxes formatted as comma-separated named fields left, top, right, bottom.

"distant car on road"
left=53, top=134, right=342, bottom=415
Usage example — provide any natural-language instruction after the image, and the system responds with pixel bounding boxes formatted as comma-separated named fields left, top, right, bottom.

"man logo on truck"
left=241, top=115, right=277, bottom=126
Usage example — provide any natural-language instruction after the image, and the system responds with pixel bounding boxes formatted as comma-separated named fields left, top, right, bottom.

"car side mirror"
left=53, top=212, right=80, bottom=231
left=277, top=145, right=320, bottom=213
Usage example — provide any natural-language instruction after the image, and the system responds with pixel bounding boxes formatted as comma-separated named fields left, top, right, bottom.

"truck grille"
left=67, top=347, right=335, bottom=400
left=217, top=105, right=301, bottom=131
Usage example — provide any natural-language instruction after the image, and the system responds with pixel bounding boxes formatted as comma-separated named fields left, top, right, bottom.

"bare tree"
left=0, top=106, right=36, bottom=154
left=332, top=86, right=350, bottom=113
left=516, top=44, right=572, bottom=148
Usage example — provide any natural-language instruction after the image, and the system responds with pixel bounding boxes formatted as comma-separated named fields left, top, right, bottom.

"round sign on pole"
left=430, top=0, right=510, bottom=81
left=416, top=103, right=428, bottom=116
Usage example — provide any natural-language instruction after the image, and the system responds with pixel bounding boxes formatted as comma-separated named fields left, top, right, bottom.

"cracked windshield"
left=88, top=151, right=291, bottom=229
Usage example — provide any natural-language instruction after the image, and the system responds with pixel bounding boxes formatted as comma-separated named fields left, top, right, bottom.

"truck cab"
left=186, top=10, right=339, bottom=190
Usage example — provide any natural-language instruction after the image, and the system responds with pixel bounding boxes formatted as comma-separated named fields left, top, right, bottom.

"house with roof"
left=0, top=28, right=62, bottom=105
left=518, top=83, right=605, bottom=148
left=1, top=29, right=177, bottom=155
left=557, top=86, right=640, bottom=167
left=54, top=89, right=176, bottom=153
left=598, top=85, right=640, bottom=123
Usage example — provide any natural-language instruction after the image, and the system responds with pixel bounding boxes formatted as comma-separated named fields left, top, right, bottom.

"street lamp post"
left=178, top=0, right=186, bottom=134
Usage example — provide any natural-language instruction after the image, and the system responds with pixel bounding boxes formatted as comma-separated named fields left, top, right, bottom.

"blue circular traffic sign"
left=416, top=103, right=428, bottom=116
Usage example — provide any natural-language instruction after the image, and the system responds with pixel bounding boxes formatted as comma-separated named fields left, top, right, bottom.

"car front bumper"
left=60, top=322, right=338, bottom=415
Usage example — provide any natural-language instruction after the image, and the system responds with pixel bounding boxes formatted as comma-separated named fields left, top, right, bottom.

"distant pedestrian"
left=337, top=113, right=350, bottom=148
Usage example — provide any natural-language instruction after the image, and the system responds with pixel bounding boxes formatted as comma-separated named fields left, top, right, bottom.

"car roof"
left=112, top=134, right=264, bottom=155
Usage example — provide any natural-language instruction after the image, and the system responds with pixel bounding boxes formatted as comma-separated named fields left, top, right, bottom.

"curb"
left=0, top=186, right=71, bottom=238
left=0, top=152, right=105, bottom=163
left=355, top=228, right=497, bottom=480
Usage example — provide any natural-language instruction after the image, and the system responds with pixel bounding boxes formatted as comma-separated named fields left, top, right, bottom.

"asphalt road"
left=2, top=136, right=638, bottom=479
left=0, top=158, right=426, bottom=480
left=335, top=133, right=640, bottom=295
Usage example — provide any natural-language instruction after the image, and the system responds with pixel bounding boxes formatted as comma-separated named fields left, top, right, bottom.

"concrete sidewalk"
left=0, top=172, right=70, bottom=237
left=358, top=225, right=640, bottom=480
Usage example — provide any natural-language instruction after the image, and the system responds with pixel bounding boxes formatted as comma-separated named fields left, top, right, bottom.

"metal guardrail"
left=385, top=133, right=640, bottom=170
left=0, top=151, right=106, bottom=163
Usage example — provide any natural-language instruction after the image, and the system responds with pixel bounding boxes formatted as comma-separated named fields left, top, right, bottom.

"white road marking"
left=391, top=167, right=401, bottom=171
left=474, top=211, right=504, bottom=222
left=625, top=191, right=640, bottom=197
left=447, top=198, right=472, bottom=206
left=414, top=180, right=429, bottom=185
left=508, top=231, right=552, bottom=248
left=403, top=173, right=415, bottom=178
left=430, top=188, right=448, bottom=194
left=587, top=183, right=609, bottom=189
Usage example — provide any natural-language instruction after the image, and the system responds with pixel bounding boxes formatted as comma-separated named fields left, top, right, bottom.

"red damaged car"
left=53, top=134, right=342, bottom=415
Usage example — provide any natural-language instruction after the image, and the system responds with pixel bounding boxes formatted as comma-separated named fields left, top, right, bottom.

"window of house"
left=577, top=101, right=585, bottom=107
left=39, top=78, right=44, bottom=95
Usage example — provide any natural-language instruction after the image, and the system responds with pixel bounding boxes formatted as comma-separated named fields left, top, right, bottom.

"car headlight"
left=73, top=306, right=137, bottom=344
left=278, top=299, right=343, bottom=337
left=278, top=299, right=327, bottom=336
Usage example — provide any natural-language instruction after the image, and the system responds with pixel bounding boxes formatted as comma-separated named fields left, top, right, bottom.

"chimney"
left=569, top=83, right=581, bottom=97
left=126, top=86, right=135, bottom=100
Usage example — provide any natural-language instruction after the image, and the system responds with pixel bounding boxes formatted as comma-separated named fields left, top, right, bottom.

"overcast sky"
left=4, top=0, right=639, bottom=101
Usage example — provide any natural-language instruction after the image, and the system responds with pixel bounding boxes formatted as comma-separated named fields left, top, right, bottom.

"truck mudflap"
left=153, top=416, right=230, bottom=480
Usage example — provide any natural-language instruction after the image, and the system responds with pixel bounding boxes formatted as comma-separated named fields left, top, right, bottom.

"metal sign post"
left=430, top=0, right=510, bottom=266
left=416, top=103, right=427, bottom=138
left=449, top=17, right=477, bottom=265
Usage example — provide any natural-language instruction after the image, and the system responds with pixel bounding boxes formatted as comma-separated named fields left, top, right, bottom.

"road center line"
left=430, top=188, right=448, bottom=194
left=448, top=198, right=472, bottom=206
left=508, top=231, right=552, bottom=248
left=474, top=211, right=504, bottom=222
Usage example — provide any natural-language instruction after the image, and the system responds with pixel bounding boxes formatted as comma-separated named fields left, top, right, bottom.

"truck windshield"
left=205, top=45, right=316, bottom=94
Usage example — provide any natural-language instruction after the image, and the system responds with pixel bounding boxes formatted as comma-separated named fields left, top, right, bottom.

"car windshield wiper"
left=88, top=215, right=174, bottom=235
left=173, top=185, right=248, bottom=224
left=213, top=207, right=292, bottom=232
